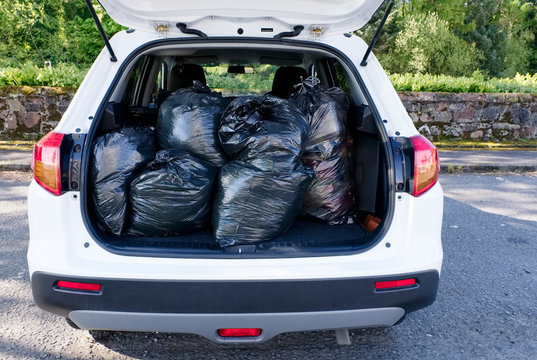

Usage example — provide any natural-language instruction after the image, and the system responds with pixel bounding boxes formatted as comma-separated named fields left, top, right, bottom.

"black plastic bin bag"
left=218, top=95, right=309, bottom=167
left=212, top=160, right=313, bottom=246
left=90, top=127, right=155, bottom=235
left=289, top=77, right=355, bottom=224
left=126, top=150, right=217, bottom=236
left=157, top=81, right=230, bottom=167
left=301, top=149, right=354, bottom=224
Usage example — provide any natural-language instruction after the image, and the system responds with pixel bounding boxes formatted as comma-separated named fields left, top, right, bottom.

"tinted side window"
left=122, top=56, right=149, bottom=106
left=332, top=60, right=351, bottom=94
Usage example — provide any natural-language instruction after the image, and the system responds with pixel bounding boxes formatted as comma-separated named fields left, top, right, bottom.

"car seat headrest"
left=271, top=66, right=308, bottom=99
left=168, top=64, right=207, bottom=91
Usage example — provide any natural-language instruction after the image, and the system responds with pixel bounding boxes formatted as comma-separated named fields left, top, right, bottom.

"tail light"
left=375, top=278, right=416, bottom=290
left=33, top=132, right=64, bottom=196
left=56, top=281, right=102, bottom=292
left=217, top=328, right=262, bottom=337
left=410, top=135, right=439, bottom=197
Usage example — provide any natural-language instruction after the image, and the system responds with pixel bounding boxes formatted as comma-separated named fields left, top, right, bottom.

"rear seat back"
left=157, top=64, right=207, bottom=105
left=271, top=66, right=308, bottom=99
left=169, top=63, right=207, bottom=89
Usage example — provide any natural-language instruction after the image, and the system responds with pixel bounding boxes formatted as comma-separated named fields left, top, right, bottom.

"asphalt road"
left=1, top=171, right=536, bottom=359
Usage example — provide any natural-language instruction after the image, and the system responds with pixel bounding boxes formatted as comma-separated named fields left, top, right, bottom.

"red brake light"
left=56, top=281, right=101, bottom=292
left=33, top=132, right=64, bottom=196
left=410, top=135, right=439, bottom=196
left=217, top=328, right=262, bottom=337
left=375, top=278, right=416, bottom=290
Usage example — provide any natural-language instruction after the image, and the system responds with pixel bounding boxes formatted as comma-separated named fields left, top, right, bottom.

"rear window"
left=203, top=64, right=279, bottom=96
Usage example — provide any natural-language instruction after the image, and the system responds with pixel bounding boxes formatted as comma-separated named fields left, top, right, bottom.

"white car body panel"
left=28, top=181, right=442, bottom=281
left=31, top=29, right=443, bottom=280
left=98, top=0, right=384, bottom=35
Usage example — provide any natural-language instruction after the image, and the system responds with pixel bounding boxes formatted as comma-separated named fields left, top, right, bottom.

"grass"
left=433, top=138, right=537, bottom=150
left=445, top=164, right=464, bottom=173
left=0, top=140, right=35, bottom=151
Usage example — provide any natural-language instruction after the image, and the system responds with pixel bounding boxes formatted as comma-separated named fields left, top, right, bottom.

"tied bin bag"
left=218, top=95, right=309, bottom=166
left=289, top=77, right=355, bottom=225
left=156, top=81, right=230, bottom=167
left=90, top=127, right=155, bottom=235
left=214, top=95, right=313, bottom=246
left=126, top=150, right=217, bottom=236
left=212, top=160, right=313, bottom=247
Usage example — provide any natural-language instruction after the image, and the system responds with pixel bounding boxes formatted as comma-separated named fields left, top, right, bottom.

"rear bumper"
left=70, top=308, right=405, bottom=343
left=32, top=270, right=439, bottom=342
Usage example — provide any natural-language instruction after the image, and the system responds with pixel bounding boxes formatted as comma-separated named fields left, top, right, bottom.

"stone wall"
left=1, top=87, right=537, bottom=140
left=0, top=86, right=76, bottom=139
left=400, top=92, right=537, bottom=140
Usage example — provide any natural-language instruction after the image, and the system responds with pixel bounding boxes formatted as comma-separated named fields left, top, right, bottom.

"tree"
left=382, top=13, right=482, bottom=76
left=0, top=1, right=45, bottom=64
left=499, top=1, right=535, bottom=76
left=358, top=0, right=537, bottom=77
left=405, top=0, right=474, bottom=33
left=1, top=0, right=536, bottom=77
left=0, top=0, right=122, bottom=66
left=500, top=1, right=537, bottom=76
left=459, top=0, right=505, bottom=77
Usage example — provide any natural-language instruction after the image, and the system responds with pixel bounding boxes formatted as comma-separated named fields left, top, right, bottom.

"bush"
left=383, top=13, right=482, bottom=77
left=0, top=1, right=124, bottom=66
left=389, top=72, right=537, bottom=94
left=205, top=64, right=276, bottom=94
left=1, top=62, right=535, bottom=94
left=0, top=62, right=88, bottom=87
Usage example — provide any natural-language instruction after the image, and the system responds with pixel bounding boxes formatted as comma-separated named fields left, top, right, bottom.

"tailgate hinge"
left=155, top=23, right=170, bottom=38
left=311, top=26, right=325, bottom=40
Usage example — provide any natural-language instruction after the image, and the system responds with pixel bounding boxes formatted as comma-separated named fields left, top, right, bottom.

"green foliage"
left=456, top=0, right=503, bottom=76
left=205, top=64, right=277, bottom=94
left=1, top=0, right=536, bottom=90
left=0, top=62, right=88, bottom=87
left=358, top=0, right=537, bottom=77
left=389, top=72, right=537, bottom=94
left=0, top=1, right=44, bottom=63
left=402, top=0, right=475, bottom=33
left=2, top=61, right=535, bottom=95
left=499, top=1, right=536, bottom=77
left=382, top=13, right=482, bottom=76
left=0, top=0, right=123, bottom=66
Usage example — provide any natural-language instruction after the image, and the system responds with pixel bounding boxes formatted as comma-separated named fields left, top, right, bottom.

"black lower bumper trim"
left=31, top=270, right=439, bottom=318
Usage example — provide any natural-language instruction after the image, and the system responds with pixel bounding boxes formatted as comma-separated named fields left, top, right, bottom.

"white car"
left=28, top=0, right=443, bottom=344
